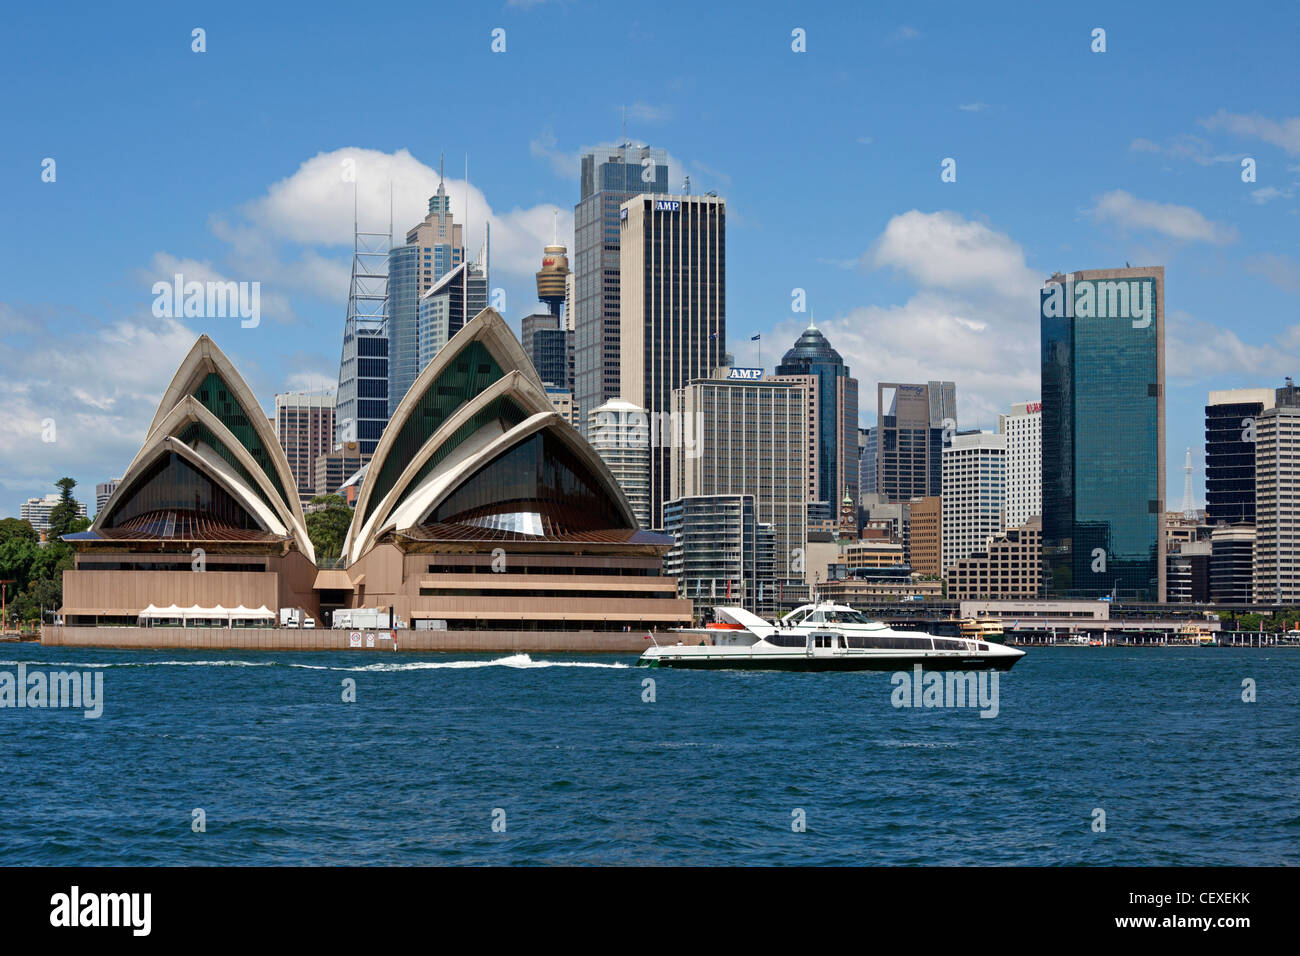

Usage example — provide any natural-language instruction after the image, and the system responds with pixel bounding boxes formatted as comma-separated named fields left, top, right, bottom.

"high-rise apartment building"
left=589, top=399, right=651, bottom=529
left=20, top=493, right=85, bottom=532
left=1253, top=404, right=1300, bottom=603
left=1001, top=400, right=1043, bottom=529
left=314, top=441, right=369, bottom=500
left=773, top=319, right=858, bottom=511
left=1205, top=388, right=1274, bottom=526
left=663, top=494, right=775, bottom=617
left=95, top=479, right=121, bottom=516
left=671, top=373, right=807, bottom=582
left=875, top=381, right=957, bottom=502
left=275, top=391, right=336, bottom=501
left=573, top=143, right=669, bottom=436
left=387, top=171, right=465, bottom=416
left=1041, top=266, right=1165, bottom=601
left=941, top=431, right=1005, bottom=576
left=620, top=194, right=726, bottom=526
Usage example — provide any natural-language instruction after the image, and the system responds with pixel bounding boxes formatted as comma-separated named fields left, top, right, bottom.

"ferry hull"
left=639, top=653, right=1021, bottom=672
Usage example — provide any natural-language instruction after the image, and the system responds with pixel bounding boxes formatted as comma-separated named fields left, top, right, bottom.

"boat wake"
left=302, top=654, right=630, bottom=672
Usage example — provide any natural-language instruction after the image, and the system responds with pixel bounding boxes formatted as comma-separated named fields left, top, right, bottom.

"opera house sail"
left=54, top=311, right=691, bottom=647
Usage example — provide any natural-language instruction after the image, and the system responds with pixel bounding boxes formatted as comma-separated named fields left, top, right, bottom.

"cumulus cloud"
left=865, top=209, right=1042, bottom=296
left=1090, top=190, right=1238, bottom=245
left=0, top=305, right=197, bottom=507
left=237, top=147, right=572, bottom=281
left=734, top=211, right=1043, bottom=431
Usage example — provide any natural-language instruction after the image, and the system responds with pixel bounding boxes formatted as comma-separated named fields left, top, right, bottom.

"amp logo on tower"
left=654, top=200, right=681, bottom=212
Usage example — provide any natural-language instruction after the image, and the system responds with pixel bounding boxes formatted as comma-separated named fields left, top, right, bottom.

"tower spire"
left=1182, top=447, right=1196, bottom=518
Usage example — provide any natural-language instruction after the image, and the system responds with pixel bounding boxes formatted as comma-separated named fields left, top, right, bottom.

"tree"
left=47, top=477, right=81, bottom=538
left=0, top=517, right=38, bottom=546
left=305, top=494, right=353, bottom=564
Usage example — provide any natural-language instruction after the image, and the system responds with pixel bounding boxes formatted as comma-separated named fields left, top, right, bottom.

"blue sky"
left=2, top=0, right=1298, bottom=517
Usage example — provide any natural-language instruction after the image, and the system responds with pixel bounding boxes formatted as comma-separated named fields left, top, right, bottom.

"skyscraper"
left=334, top=213, right=390, bottom=455
left=671, top=373, right=806, bottom=583
left=773, top=319, right=858, bottom=511
left=1205, top=388, right=1273, bottom=526
left=275, top=391, right=336, bottom=501
left=1041, top=266, right=1165, bottom=601
left=95, top=479, right=121, bottom=516
left=573, top=143, right=669, bottom=436
left=522, top=312, right=571, bottom=390
left=416, top=241, right=488, bottom=371
left=941, top=431, right=1006, bottom=575
left=1252, top=403, right=1300, bottom=604
left=620, top=193, right=726, bottom=527
left=858, top=426, right=877, bottom=498
left=1001, top=400, right=1043, bottom=529
left=875, top=381, right=957, bottom=502
left=387, top=170, right=465, bottom=417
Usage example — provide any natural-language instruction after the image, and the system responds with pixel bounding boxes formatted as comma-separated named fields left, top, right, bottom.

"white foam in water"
left=315, top=654, right=629, bottom=672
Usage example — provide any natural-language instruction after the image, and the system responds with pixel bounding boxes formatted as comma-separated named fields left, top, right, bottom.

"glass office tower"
left=1041, top=266, right=1165, bottom=601
left=572, top=143, right=669, bottom=436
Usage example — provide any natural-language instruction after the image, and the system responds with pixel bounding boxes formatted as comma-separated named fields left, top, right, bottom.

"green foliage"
left=47, top=476, right=80, bottom=538
left=1, top=482, right=80, bottom=628
left=305, top=494, right=353, bottom=564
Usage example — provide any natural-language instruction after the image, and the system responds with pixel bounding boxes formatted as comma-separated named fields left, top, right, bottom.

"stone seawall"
left=41, top=626, right=672, bottom=653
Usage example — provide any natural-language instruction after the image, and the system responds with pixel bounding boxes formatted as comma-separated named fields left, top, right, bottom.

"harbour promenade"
left=40, top=625, right=676, bottom=653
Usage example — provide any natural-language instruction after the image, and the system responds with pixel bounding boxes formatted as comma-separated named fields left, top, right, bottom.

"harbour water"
left=1, top=644, right=1297, bottom=865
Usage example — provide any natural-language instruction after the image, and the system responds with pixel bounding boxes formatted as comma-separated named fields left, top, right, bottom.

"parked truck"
left=332, top=608, right=404, bottom=630
left=279, top=607, right=316, bottom=629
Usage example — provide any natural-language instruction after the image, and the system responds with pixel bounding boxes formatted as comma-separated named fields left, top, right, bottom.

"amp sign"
left=654, top=200, right=681, bottom=213
left=727, top=367, right=764, bottom=380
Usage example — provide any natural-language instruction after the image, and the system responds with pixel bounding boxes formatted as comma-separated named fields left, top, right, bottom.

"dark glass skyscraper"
left=774, top=320, right=859, bottom=509
left=1041, top=266, right=1165, bottom=601
left=573, top=143, right=669, bottom=436
left=1204, top=389, right=1272, bottom=526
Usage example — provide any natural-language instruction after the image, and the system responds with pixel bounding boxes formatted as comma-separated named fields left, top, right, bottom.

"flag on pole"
left=750, top=333, right=761, bottom=341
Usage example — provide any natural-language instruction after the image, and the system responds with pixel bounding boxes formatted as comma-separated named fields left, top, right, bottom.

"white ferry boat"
left=636, top=605, right=1025, bottom=672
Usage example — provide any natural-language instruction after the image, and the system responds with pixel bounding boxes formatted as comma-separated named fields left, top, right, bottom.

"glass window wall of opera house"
left=54, top=310, right=693, bottom=637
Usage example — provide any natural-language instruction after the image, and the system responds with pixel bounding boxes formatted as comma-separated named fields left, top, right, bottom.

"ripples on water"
left=1, top=646, right=1296, bottom=865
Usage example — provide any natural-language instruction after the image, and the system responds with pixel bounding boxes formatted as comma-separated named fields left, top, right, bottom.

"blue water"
left=1, top=644, right=1297, bottom=865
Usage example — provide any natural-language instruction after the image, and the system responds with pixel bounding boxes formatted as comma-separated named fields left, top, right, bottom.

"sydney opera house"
left=50, top=310, right=692, bottom=650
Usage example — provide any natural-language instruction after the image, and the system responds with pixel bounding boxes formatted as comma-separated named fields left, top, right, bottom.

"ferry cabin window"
left=933, top=639, right=966, bottom=651
left=844, top=636, right=934, bottom=650
left=978, top=644, right=989, bottom=651
left=768, top=633, right=807, bottom=648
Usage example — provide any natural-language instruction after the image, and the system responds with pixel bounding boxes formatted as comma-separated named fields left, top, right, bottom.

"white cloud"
left=1090, top=190, right=1238, bottom=245
left=865, top=209, right=1041, bottom=296
left=1128, top=134, right=1239, bottom=165
left=237, top=146, right=573, bottom=281
left=0, top=307, right=197, bottom=510
left=1199, top=110, right=1300, bottom=156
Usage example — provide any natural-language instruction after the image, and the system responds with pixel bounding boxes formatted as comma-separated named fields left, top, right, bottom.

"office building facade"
left=663, top=494, right=775, bottom=617
left=388, top=174, right=465, bottom=416
left=573, top=144, right=669, bottom=435
left=417, top=257, right=488, bottom=370
left=1041, top=266, right=1165, bottom=601
left=941, top=431, right=1006, bottom=576
left=773, top=320, right=859, bottom=511
left=1253, top=405, right=1300, bottom=603
left=274, top=391, right=336, bottom=501
left=1205, top=388, right=1273, bottom=527
left=671, top=374, right=807, bottom=582
left=875, top=381, right=957, bottom=502
left=620, top=194, right=727, bottom=526
left=21, top=493, right=86, bottom=533
left=1001, top=400, right=1042, bottom=529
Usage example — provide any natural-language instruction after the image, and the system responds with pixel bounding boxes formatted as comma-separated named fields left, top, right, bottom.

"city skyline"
left=4, top=3, right=1300, bottom=518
